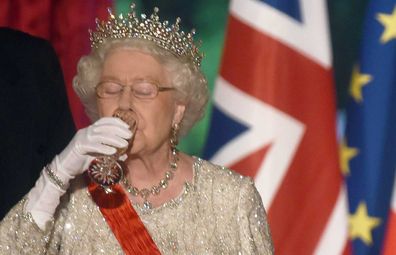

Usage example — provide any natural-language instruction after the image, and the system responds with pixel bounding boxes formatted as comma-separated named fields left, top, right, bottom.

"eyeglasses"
left=95, top=80, right=175, bottom=99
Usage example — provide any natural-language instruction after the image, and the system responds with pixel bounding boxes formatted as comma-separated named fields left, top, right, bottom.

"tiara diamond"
left=90, top=4, right=203, bottom=67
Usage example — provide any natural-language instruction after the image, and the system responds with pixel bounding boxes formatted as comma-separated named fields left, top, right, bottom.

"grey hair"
left=73, top=38, right=209, bottom=136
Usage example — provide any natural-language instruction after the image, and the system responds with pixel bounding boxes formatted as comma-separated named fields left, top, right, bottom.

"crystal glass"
left=87, top=109, right=137, bottom=193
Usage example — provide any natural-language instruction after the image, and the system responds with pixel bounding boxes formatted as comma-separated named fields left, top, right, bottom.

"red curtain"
left=0, top=0, right=111, bottom=128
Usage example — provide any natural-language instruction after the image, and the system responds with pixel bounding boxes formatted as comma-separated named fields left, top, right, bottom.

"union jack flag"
left=204, top=0, right=349, bottom=254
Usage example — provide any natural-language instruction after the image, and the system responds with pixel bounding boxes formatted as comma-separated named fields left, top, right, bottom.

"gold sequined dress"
left=0, top=158, right=274, bottom=254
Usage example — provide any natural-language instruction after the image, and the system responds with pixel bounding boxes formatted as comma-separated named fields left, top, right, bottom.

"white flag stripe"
left=230, top=0, right=331, bottom=68
left=213, top=77, right=305, bottom=208
left=314, top=186, right=349, bottom=255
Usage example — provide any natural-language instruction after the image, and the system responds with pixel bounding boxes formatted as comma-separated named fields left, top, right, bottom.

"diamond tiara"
left=89, top=4, right=203, bottom=67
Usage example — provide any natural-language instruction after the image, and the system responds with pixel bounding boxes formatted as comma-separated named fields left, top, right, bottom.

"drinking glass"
left=87, top=109, right=137, bottom=193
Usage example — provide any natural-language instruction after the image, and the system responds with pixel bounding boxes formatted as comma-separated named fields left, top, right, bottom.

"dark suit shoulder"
left=0, top=27, right=51, bottom=52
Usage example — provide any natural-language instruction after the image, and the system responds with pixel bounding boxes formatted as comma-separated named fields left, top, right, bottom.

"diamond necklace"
left=123, top=148, right=179, bottom=210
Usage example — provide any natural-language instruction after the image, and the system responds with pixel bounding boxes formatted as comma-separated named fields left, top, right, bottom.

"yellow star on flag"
left=349, top=202, right=381, bottom=245
left=377, top=6, right=396, bottom=43
left=349, top=65, right=372, bottom=103
left=339, top=139, right=359, bottom=176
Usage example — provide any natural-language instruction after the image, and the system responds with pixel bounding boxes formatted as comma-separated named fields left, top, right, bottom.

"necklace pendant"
left=140, top=188, right=151, bottom=199
left=143, top=200, right=152, bottom=210
left=151, top=185, right=160, bottom=195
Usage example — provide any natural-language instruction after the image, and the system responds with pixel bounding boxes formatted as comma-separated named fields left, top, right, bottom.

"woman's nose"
left=118, top=87, right=133, bottom=110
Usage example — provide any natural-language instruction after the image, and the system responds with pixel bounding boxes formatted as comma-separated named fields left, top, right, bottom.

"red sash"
left=87, top=180, right=161, bottom=254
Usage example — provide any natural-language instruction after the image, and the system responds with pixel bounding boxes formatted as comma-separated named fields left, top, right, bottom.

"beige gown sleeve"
left=0, top=196, right=68, bottom=255
left=0, top=198, right=52, bottom=254
left=238, top=178, right=275, bottom=254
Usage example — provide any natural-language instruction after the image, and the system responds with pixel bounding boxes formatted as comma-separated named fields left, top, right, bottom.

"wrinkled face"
left=96, top=48, right=185, bottom=155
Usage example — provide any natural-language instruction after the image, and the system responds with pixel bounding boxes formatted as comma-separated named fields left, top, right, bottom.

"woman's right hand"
left=25, top=117, right=132, bottom=230
left=57, top=117, right=132, bottom=177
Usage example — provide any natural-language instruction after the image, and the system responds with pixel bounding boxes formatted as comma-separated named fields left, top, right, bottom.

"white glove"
left=58, top=117, right=132, bottom=177
left=26, top=117, right=132, bottom=230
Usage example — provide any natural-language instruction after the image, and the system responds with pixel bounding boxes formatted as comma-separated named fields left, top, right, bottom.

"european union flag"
left=344, top=1, right=396, bottom=254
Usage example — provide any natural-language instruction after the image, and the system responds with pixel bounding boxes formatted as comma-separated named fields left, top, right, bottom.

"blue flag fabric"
left=345, top=1, right=396, bottom=254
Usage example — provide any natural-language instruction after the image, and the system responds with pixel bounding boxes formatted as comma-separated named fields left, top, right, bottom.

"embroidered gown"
left=0, top=158, right=274, bottom=254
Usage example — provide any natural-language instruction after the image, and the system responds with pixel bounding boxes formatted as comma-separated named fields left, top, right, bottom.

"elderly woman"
left=0, top=5, right=273, bottom=255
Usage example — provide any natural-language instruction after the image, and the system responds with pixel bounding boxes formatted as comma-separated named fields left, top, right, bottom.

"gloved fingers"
left=84, top=143, right=117, bottom=155
left=93, top=117, right=130, bottom=129
left=92, top=124, right=132, bottom=140
left=91, top=134, right=129, bottom=149
left=57, top=117, right=135, bottom=177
